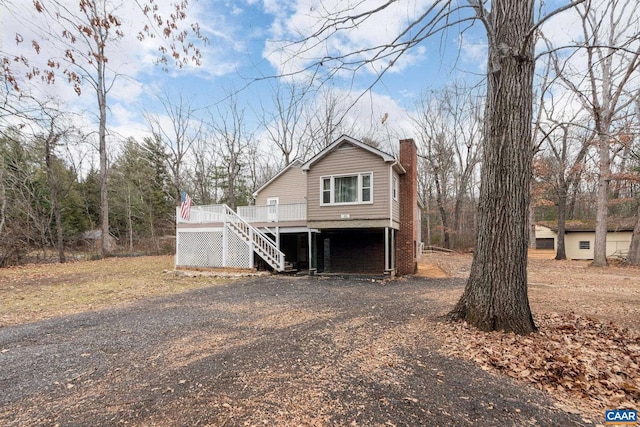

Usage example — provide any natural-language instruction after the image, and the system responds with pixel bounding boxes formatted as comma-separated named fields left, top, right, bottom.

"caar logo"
left=605, top=409, right=637, bottom=425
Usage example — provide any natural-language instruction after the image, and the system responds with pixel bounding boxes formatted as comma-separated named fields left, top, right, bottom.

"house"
left=535, top=222, right=633, bottom=260
left=175, top=135, right=421, bottom=275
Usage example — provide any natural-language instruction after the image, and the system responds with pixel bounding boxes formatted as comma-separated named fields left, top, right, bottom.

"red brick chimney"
left=397, top=138, right=418, bottom=275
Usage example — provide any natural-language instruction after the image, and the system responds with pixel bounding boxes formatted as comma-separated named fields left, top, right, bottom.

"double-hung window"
left=321, top=173, right=372, bottom=205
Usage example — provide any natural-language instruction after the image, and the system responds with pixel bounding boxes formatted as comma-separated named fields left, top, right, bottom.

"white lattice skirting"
left=176, top=228, right=252, bottom=269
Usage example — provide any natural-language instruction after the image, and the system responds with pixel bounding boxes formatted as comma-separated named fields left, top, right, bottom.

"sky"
left=0, top=0, right=607, bottom=164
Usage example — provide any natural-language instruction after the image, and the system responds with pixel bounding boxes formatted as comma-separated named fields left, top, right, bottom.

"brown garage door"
left=536, top=238, right=554, bottom=250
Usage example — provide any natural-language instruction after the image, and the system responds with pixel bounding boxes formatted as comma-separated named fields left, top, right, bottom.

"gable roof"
left=252, top=159, right=303, bottom=198
left=301, top=135, right=405, bottom=174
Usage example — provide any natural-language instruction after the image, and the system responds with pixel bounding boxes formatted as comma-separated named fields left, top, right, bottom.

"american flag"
left=180, top=190, right=192, bottom=221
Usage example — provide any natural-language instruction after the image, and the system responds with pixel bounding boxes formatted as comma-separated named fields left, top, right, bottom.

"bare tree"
left=439, top=84, right=483, bottom=246
left=3, top=0, right=206, bottom=255
left=259, top=82, right=313, bottom=166
left=536, top=121, right=592, bottom=260
left=553, top=0, right=640, bottom=266
left=303, top=88, right=360, bottom=157
left=189, top=136, right=222, bottom=205
left=207, top=96, right=253, bottom=210
left=413, top=95, right=455, bottom=248
left=626, top=98, right=640, bottom=265
left=145, top=92, right=202, bottom=206
left=37, top=107, right=76, bottom=263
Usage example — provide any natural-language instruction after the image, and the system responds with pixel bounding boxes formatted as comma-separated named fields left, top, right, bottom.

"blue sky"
left=1, top=0, right=591, bottom=160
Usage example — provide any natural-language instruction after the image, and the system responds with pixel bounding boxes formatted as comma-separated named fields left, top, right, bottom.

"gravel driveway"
left=0, top=275, right=588, bottom=426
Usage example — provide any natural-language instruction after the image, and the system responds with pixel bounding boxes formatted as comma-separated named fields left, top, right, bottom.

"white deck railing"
left=177, top=205, right=227, bottom=223
left=223, top=205, right=285, bottom=271
left=237, top=203, right=307, bottom=223
left=176, top=204, right=285, bottom=271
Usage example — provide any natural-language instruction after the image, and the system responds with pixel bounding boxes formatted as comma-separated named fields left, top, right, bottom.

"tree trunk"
left=626, top=202, right=640, bottom=265
left=449, top=0, right=536, bottom=334
left=433, top=167, right=450, bottom=248
left=127, top=187, right=133, bottom=252
left=555, top=188, right=567, bottom=260
left=44, top=134, right=66, bottom=263
left=593, top=133, right=610, bottom=266
left=98, top=57, right=110, bottom=257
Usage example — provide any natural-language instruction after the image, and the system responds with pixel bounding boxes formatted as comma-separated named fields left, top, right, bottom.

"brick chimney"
left=397, top=138, right=418, bottom=275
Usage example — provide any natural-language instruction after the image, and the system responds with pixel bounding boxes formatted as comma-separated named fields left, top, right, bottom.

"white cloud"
left=262, top=0, right=435, bottom=81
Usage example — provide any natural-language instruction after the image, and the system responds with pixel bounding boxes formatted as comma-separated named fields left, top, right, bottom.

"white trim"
left=176, top=227, right=222, bottom=232
left=392, top=175, right=399, bottom=201
left=389, top=167, right=393, bottom=229
left=319, top=172, right=374, bottom=206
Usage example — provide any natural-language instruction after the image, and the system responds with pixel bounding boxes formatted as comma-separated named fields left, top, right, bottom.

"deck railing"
left=237, top=203, right=307, bottom=223
left=178, top=203, right=307, bottom=224
left=176, top=205, right=227, bottom=223
left=176, top=204, right=285, bottom=271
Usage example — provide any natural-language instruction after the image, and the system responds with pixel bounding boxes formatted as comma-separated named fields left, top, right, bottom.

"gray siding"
left=255, top=165, right=307, bottom=205
left=307, top=145, right=391, bottom=223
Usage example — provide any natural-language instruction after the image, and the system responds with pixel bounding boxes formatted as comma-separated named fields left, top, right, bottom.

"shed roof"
left=537, top=220, right=635, bottom=233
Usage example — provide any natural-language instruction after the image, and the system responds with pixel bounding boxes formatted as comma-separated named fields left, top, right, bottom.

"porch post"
left=222, top=223, right=228, bottom=267
left=385, top=227, right=390, bottom=271
left=248, top=228, right=254, bottom=269
left=175, top=229, right=180, bottom=268
left=391, top=229, right=396, bottom=272
left=308, top=230, right=316, bottom=275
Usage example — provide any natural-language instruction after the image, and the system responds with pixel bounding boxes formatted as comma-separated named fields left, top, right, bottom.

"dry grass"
left=418, top=250, right=640, bottom=331
left=0, top=256, right=233, bottom=327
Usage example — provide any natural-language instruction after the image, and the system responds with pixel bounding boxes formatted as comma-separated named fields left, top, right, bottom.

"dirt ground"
left=418, top=249, right=640, bottom=331
left=0, top=254, right=638, bottom=426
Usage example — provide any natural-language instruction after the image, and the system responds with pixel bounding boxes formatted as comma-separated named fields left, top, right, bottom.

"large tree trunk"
left=626, top=202, right=640, bottom=266
left=449, top=0, right=536, bottom=334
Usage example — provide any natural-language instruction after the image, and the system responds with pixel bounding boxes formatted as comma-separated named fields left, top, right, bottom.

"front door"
left=267, top=197, right=279, bottom=222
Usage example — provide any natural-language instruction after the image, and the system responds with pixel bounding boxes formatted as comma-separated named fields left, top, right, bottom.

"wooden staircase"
left=223, top=205, right=286, bottom=272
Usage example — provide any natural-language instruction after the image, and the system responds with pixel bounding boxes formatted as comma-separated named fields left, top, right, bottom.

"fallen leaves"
left=434, top=312, right=640, bottom=420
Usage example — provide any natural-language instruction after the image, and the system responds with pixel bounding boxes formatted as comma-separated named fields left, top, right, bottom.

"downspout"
left=389, top=161, right=397, bottom=229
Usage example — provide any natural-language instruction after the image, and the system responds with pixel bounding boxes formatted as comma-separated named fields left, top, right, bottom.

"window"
left=322, top=179, right=331, bottom=204
left=579, top=241, right=590, bottom=250
left=335, top=175, right=358, bottom=203
left=392, top=176, right=398, bottom=201
left=320, top=173, right=373, bottom=205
